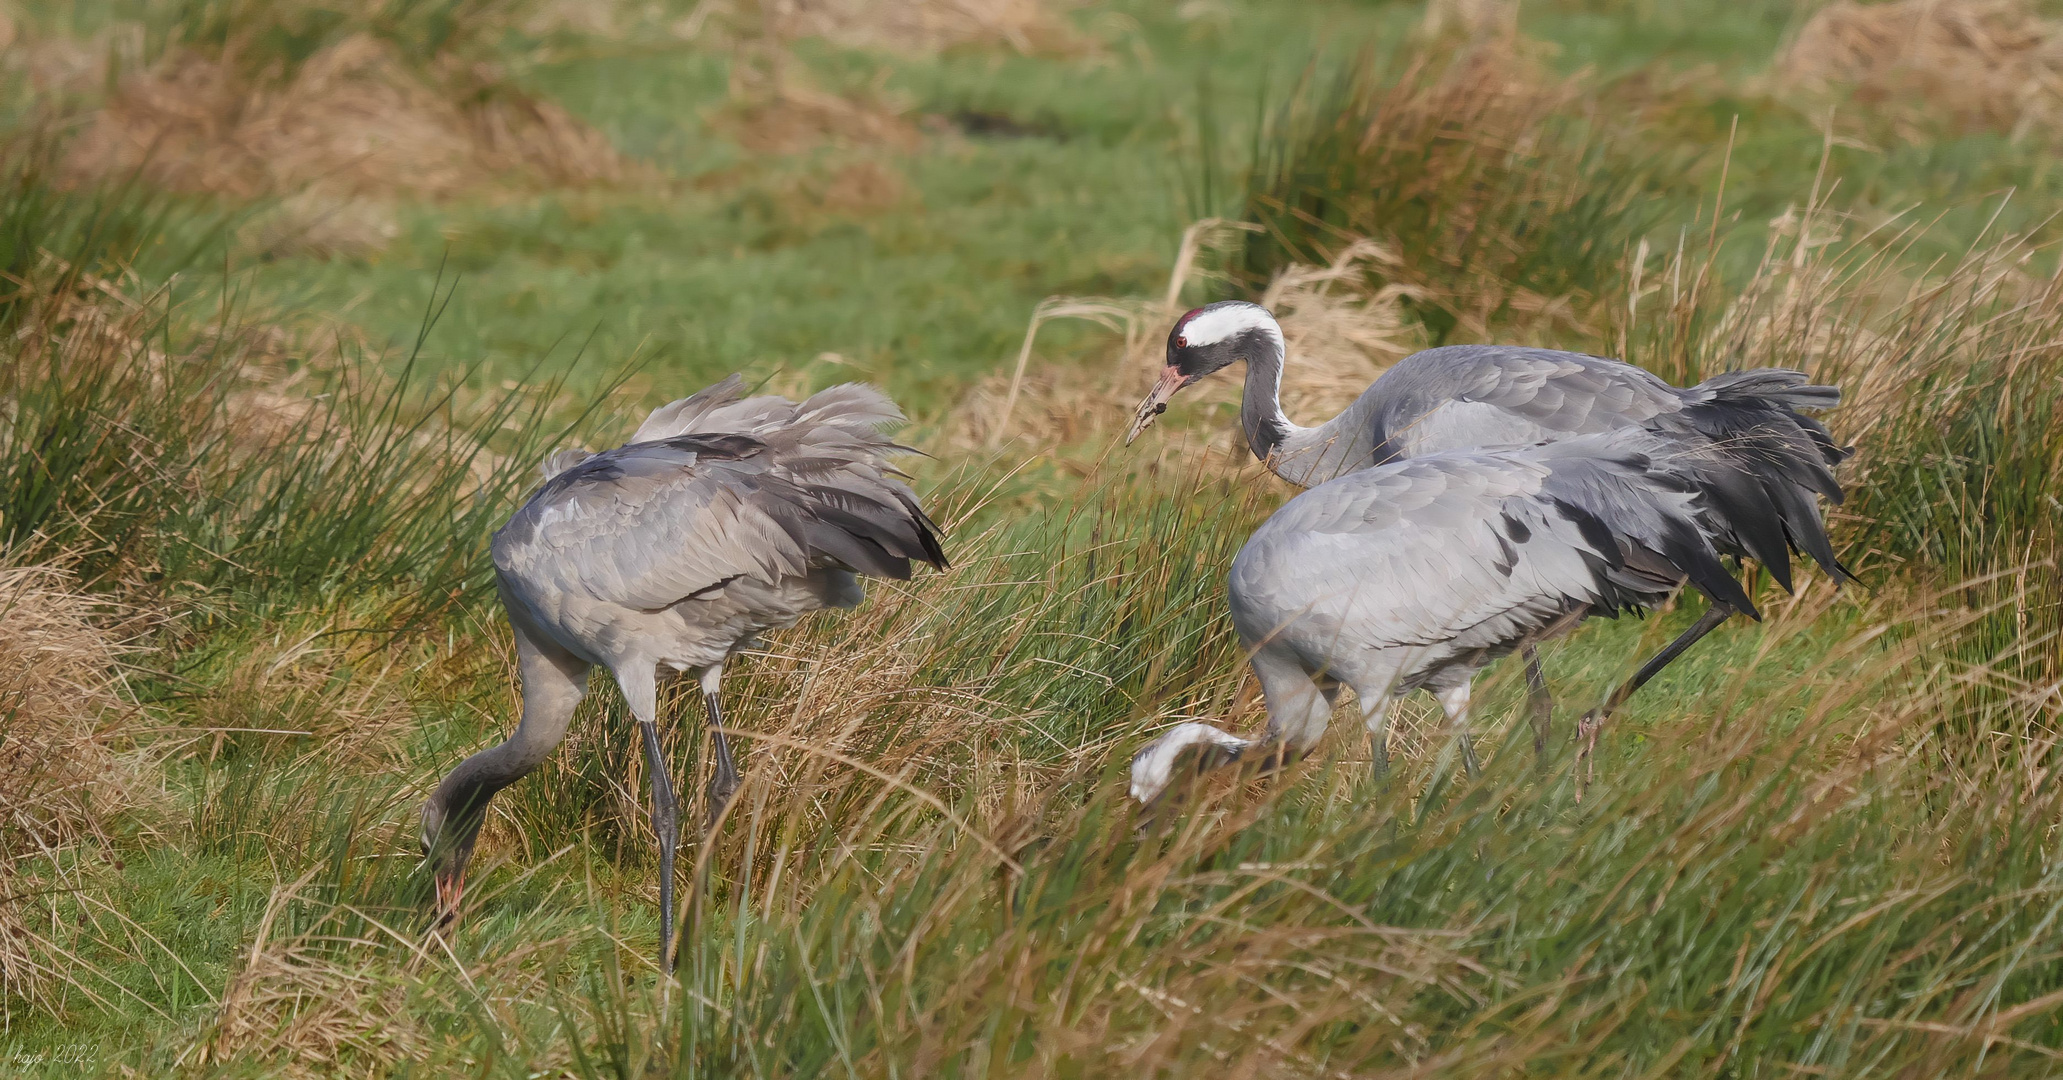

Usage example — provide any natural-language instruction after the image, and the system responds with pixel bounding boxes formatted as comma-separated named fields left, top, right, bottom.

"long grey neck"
left=1240, top=333, right=1379, bottom=489
left=1240, top=337, right=1298, bottom=465
left=433, top=742, right=536, bottom=822
left=429, top=664, right=585, bottom=839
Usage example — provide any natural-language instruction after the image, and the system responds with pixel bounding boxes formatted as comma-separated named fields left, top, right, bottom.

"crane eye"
left=1175, top=335, right=1188, bottom=348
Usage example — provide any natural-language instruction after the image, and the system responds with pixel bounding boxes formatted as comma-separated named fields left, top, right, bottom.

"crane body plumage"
left=1131, top=429, right=1753, bottom=804
left=423, top=375, right=944, bottom=967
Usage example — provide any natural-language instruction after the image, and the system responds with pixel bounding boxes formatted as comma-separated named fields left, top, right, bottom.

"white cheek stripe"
left=1181, top=303, right=1281, bottom=349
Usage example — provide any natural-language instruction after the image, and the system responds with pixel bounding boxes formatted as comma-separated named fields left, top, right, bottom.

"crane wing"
left=494, top=433, right=941, bottom=613
left=1369, top=346, right=1683, bottom=461
left=632, top=375, right=911, bottom=446
left=1231, top=434, right=1751, bottom=655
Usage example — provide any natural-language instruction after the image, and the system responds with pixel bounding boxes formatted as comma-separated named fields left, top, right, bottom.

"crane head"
left=1128, top=722, right=1254, bottom=804
left=1126, top=301, right=1284, bottom=445
left=421, top=794, right=483, bottom=929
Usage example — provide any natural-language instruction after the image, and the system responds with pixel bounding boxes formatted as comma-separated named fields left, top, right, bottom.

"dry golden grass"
left=717, top=47, right=924, bottom=154
left=708, top=0, right=1089, bottom=156
left=183, top=877, right=425, bottom=1077
left=0, top=558, right=153, bottom=1010
left=61, top=34, right=630, bottom=203
left=1419, top=0, right=1520, bottom=41
left=1776, top=0, right=2063, bottom=142
left=0, top=560, right=150, bottom=854
left=758, top=0, right=1087, bottom=56
left=244, top=190, right=404, bottom=261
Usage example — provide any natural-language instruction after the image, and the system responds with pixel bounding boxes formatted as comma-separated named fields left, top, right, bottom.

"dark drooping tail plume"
left=1657, top=368, right=1852, bottom=593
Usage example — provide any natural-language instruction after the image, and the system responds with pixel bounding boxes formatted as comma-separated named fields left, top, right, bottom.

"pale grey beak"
left=1125, top=366, right=1191, bottom=446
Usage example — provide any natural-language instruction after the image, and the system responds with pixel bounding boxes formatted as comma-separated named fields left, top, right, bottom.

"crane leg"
left=1577, top=602, right=1734, bottom=791
left=1363, top=696, right=1403, bottom=776
left=638, top=717, right=680, bottom=971
left=1522, top=644, right=1553, bottom=758
left=701, top=664, right=741, bottom=830
left=617, top=664, right=679, bottom=970
left=1436, top=682, right=1481, bottom=779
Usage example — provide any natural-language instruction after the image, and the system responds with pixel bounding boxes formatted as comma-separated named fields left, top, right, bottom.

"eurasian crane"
left=421, top=375, right=946, bottom=967
left=1129, top=429, right=1755, bottom=804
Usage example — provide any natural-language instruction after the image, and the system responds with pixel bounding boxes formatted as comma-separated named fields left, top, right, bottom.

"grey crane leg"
left=1522, top=644, right=1553, bottom=757
left=1577, top=602, right=1734, bottom=787
left=638, top=717, right=680, bottom=970
left=617, top=665, right=680, bottom=970
left=701, top=664, right=741, bottom=830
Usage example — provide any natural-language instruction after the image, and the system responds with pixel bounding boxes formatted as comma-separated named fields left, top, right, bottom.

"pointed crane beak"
left=1126, top=366, right=1192, bottom=446
left=432, top=868, right=465, bottom=931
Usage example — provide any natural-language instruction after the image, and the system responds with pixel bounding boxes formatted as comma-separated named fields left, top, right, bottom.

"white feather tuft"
left=539, top=447, right=593, bottom=480
left=1178, top=301, right=1282, bottom=349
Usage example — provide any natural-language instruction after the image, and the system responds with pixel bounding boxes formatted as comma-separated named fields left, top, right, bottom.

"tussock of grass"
left=0, top=562, right=149, bottom=853
left=64, top=34, right=629, bottom=201
left=186, top=876, right=426, bottom=1075
left=1236, top=36, right=1665, bottom=344
left=0, top=560, right=155, bottom=1014
left=1777, top=0, right=2063, bottom=144
left=33, top=0, right=632, bottom=217
left=0, top=277, right=588, bottom=625
left=709, top=0, right=1088, bottom=156
left=717, top=48, right=924, bottom=155
left=709, top=0, right=1088, bottom=58
left=1604, top=182, right=2063, bottom=693
left=770, top=0, right=1086, bottom=57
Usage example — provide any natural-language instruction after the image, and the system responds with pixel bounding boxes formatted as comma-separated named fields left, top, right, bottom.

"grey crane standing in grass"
left=1128, top=429, right=1759, bottom=804
left=421, top=375, right=946, bottom=967
left=1126, top=301, right=1849, bottom=750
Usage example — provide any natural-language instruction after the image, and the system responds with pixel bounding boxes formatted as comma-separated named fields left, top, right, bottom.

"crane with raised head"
left=1129, top=428, right=1756, bottom=805
left=1126, top=300, right=1848, bottom=748
left=421, top=375, right=947, bottom=968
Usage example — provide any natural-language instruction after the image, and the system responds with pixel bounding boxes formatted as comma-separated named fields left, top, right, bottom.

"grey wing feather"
left=499, top=440, right=813, bottom=611
left=1317, top=346, right=1849, bottom=592
left=539, top=447, right=594, bottom=480
left=1368, top=346, right=1682, bottom=460
left=631, top=374, right=777, bottom=442
left=1235, top=454, right=1582, bottom=654
left=631, top=375, right=910, bottom=445
left=503, top=378, right=945, bottom=613
left=1232, top=431, right=1749, bottom=661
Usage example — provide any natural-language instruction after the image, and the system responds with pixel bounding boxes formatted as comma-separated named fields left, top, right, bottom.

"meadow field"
left=4, top=0, right=2063, bottom=1074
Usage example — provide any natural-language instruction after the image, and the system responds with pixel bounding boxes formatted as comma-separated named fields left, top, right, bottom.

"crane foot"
left=705, top=774, right=739, bottom=831
left=1573, top=709, right=1603, bottom=802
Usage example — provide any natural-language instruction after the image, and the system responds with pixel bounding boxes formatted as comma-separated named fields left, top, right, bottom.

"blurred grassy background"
left=4, top=0, right=2063, bottom=1075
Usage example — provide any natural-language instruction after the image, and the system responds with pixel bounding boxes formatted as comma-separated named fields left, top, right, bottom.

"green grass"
left=5, top=0, right=2063, bottom=1074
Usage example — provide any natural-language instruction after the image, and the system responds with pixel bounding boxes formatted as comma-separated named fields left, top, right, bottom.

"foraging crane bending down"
left=421, top=375, right=946, bottom=967
left=1126, top=301, right=1848, bottom=746
left=1129, top=429, right=1755, bottom=804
